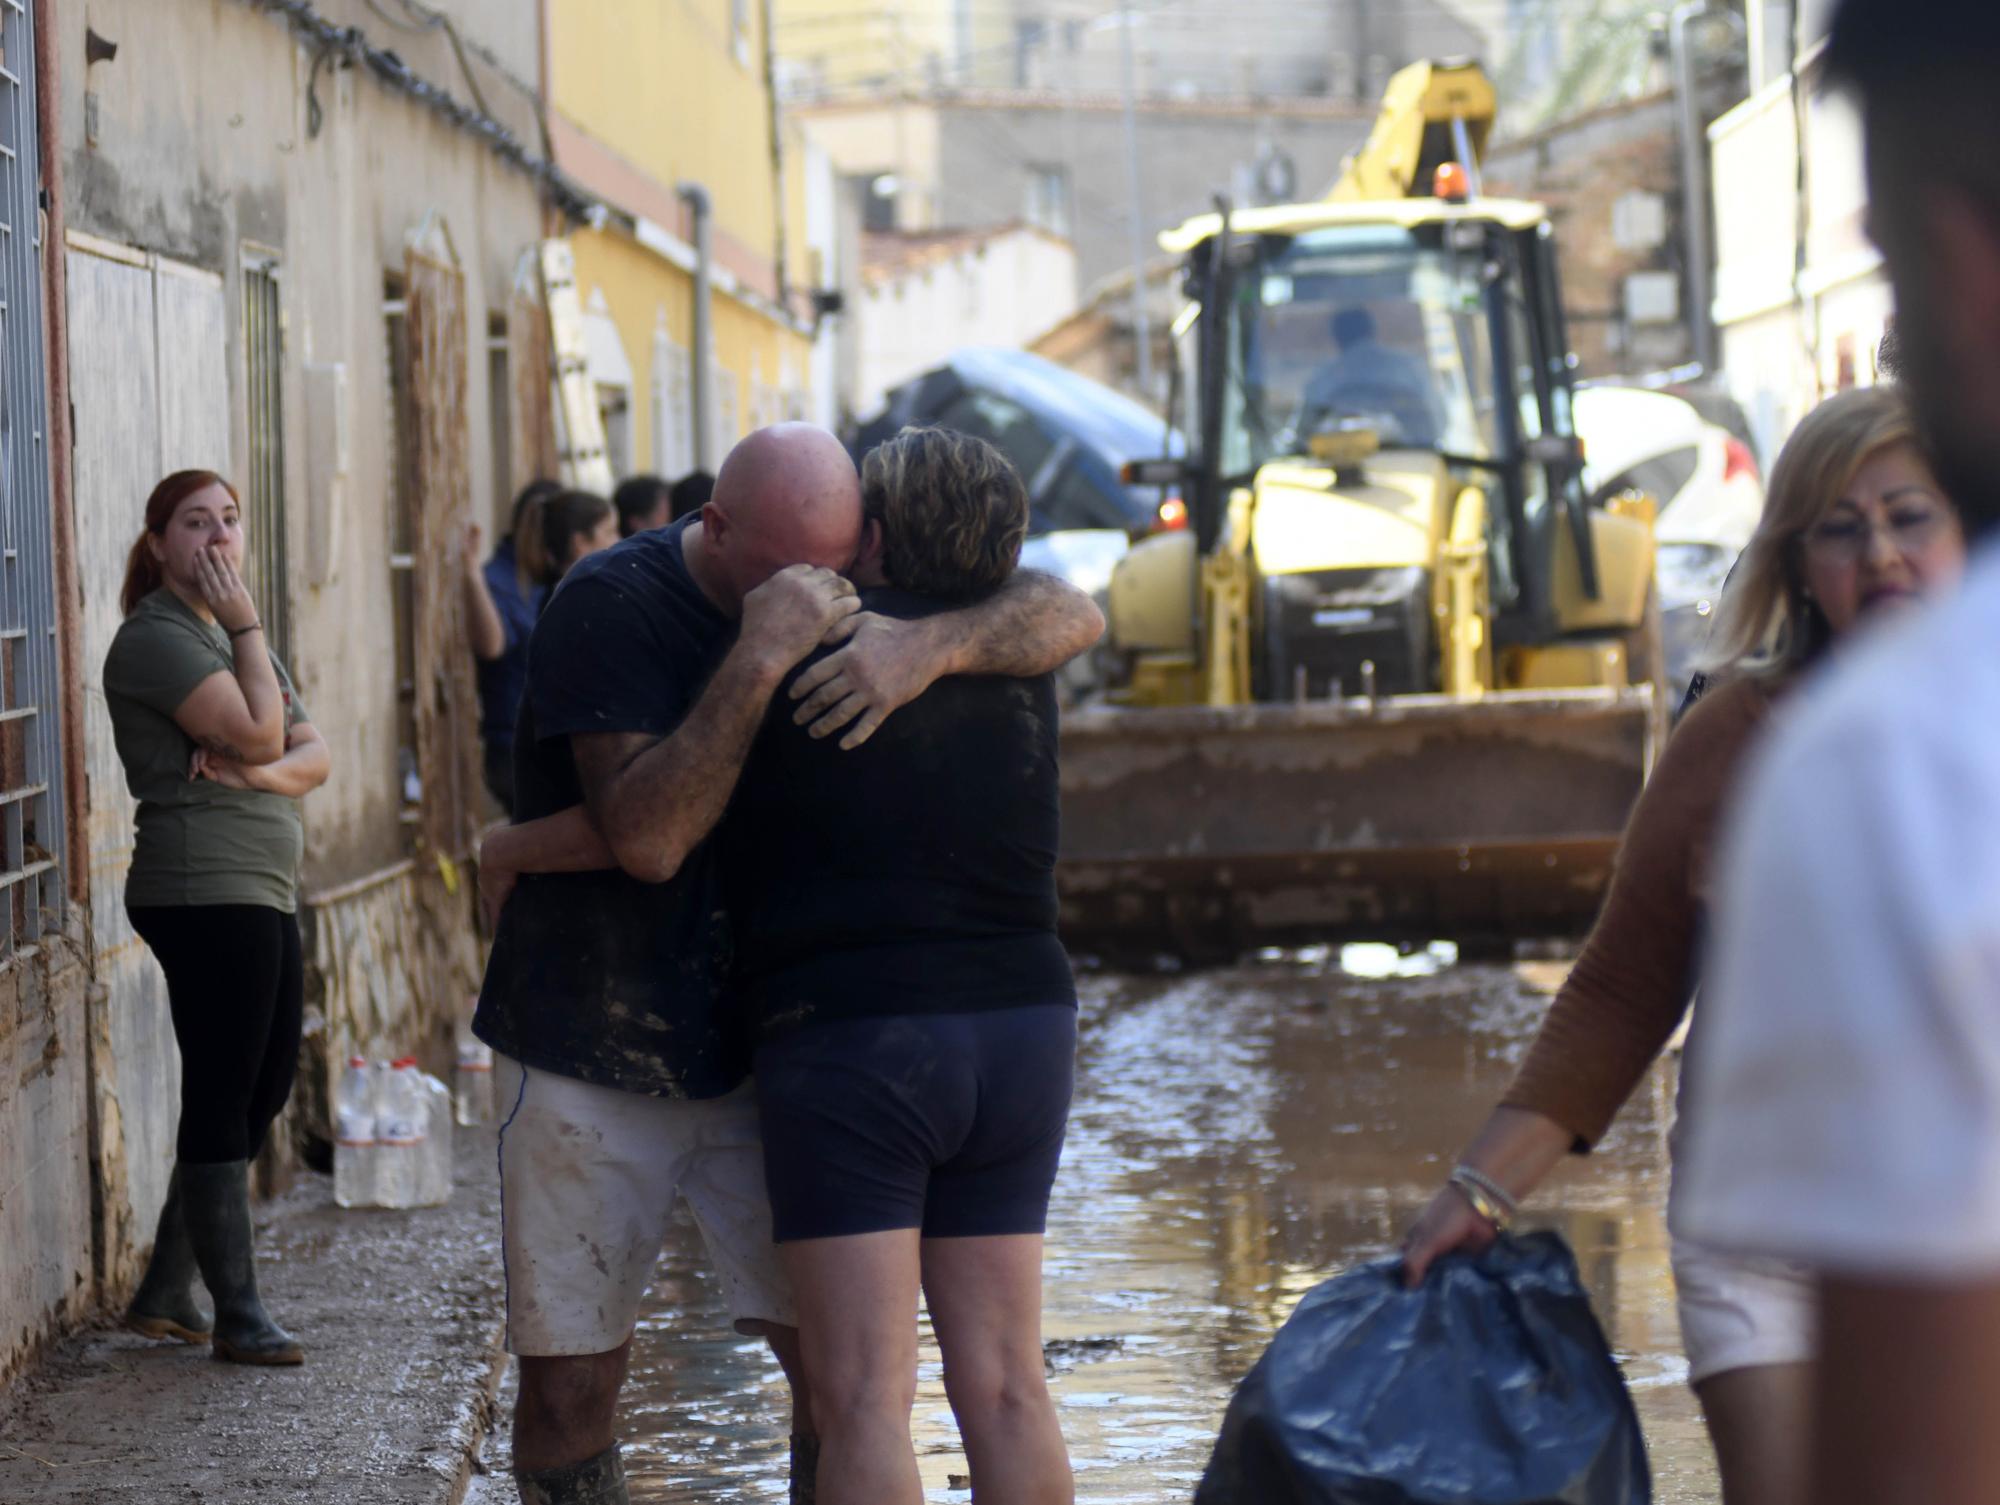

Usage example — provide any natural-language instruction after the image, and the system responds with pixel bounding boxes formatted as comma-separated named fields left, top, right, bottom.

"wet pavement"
left=481, top=948, right=1720, bottom=1503
left=0, top=1132, right=507, bottom=1503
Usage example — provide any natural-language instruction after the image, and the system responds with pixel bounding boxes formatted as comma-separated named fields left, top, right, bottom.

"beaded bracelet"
left=227, top=620, right=263, bottom=640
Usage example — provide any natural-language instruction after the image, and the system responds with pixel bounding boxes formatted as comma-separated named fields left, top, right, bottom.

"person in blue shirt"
left=465, top=479, right=559, bottom=814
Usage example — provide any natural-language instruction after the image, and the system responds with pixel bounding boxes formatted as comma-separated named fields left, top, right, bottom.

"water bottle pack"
left=332, top=1053, right=454, bottom=1210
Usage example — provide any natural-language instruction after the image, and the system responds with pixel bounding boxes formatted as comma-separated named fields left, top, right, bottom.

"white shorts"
left=1671, top=1234, right=1816, bottom=1384
left=494, top=1054, right=796, bottom=1355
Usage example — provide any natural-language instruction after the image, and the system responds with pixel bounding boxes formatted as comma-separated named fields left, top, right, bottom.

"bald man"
left=472, top=424, right=1103, bottom=1505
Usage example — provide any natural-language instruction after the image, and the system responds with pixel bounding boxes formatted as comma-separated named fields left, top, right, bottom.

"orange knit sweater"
left=1501, top=675, right=1775, bottom=1148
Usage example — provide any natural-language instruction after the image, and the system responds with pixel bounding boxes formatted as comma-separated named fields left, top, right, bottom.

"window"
left=857, top=173, right=898, bottom=233
left=383, top=278, right=421, bottom=822
left=715, top=366, right=742, bottom=461
left=935, top=389, right=1058, bottom=488
left=652, top=323, right=693, bottom=477
left=1025, top=166, right=1070, bottom=237
left=0, top=0, right=65, bottom=953
left=241, top=250, right=292, bottom=666
left=1036, top=456, right=1135, bottom=533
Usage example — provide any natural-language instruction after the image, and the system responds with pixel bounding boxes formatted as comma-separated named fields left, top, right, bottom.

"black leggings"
left=127, top=904, right=304, bottom=1165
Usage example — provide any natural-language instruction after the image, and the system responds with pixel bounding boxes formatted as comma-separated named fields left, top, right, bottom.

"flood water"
left=581, top=951, right=1717, bottom=1501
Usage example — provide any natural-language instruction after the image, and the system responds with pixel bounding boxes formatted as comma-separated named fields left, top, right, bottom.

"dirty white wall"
left=856, top=228, right=1078, bottom=414
left=55, top=0, right=545, bottom=1287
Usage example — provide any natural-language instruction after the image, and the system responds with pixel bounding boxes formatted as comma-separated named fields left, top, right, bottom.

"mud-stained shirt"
left=472, top=517, right=743, bottom=1099
left=723, top=586, right=1076, bottom=1042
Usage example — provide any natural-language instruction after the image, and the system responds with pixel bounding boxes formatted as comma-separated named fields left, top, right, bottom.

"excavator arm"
left=1328, top=59, right=1497, bottom=202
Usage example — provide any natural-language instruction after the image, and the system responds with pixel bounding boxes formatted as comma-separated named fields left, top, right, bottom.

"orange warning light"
left=1433, top=161, right=1471, bottom=203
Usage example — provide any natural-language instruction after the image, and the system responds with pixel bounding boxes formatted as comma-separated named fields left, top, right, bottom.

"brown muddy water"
left=487, top=950, right=1718, bottom=1502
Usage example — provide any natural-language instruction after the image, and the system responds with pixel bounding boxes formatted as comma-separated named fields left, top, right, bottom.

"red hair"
left=120, top=471, right=241, bottom=616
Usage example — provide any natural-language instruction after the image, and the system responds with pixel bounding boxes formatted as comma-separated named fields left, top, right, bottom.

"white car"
left=1574, top=386, right=1766, bottom=699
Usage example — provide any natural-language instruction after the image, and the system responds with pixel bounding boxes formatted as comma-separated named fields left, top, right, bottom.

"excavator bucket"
left=1057, top=687, right=1657, bottom=963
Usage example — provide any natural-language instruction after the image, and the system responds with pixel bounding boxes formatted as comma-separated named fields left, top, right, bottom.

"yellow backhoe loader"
left=1057, top=59, right=1666, bottom=961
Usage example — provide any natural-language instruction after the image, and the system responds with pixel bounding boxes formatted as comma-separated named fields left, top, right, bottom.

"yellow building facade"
left=546, top=0, right=819, bottom=477
left=775, top=0, right=1013, bottom=100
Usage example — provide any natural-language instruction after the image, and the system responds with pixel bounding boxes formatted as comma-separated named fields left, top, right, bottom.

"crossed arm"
left=190, top=720, right=331, bottom=798
left=477, top=569, right=1104, bottom=925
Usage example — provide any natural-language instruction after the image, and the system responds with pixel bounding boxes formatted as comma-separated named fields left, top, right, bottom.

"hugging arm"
left=790, top=569, right=1106, bottom=749
left=492, top=564, right=859, bottom=894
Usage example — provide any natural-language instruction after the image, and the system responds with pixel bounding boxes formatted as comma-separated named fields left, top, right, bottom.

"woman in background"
left=106, top=469, right=331, bottom=1366
left=1399, top=387, right=1967, bottom=1505
left=464, top=479, right=559, bottom=814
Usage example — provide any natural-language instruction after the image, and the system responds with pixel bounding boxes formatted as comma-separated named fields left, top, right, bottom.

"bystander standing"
left=466, top=479, right=559, bottom=814
left=612, top=474, right=673, bottom=538
left=1675, top=6, right=2000, bottom=1505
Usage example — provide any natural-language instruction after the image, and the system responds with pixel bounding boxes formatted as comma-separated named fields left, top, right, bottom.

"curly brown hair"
left=861, top=427, right=1029, bottom=602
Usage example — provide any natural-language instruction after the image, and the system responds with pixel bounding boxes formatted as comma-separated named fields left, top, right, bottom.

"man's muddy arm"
left=929, top=568, right=1107, bottom=678
left=790, top=569, right=1106, bottom=748
left=571, top=564, right=859, bottom=884
left=571, top=639, right=788, bottom=884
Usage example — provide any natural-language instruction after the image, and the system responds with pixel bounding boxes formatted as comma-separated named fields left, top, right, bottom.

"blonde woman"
left=1398, top=386, right=1966, bottom=1505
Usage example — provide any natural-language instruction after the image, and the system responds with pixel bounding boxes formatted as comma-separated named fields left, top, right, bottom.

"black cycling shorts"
left=755, top=1003, right=1077, bottom=1243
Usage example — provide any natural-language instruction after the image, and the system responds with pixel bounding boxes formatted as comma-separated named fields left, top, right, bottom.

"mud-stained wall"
left=0, top=936, right=92, bottom=1386
left=268, top=863, right=483, bottom=1183
left=53, top=0, right=545, bottom=1294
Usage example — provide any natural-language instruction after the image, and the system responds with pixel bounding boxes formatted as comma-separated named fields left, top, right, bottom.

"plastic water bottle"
left=454, top=1025, right=495, bottom=1127
left=417, top=1071, right=454, bottom=1206
left=375, top=1057, right=424, bottom=1209
left=333, top=1056, right=378, bottom=1209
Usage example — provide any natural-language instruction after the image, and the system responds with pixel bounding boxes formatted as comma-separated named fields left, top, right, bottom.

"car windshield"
left=1212, top=224, right=1499, bottom=476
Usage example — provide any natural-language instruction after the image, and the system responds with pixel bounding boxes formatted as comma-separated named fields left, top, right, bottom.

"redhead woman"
left=1399, top=386, right=1966, bottom=1505
left=105, top=470, right=331, bottom=1366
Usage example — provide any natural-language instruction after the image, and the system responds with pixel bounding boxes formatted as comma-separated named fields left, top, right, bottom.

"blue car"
left=850, top=348, right=1186, bottom=537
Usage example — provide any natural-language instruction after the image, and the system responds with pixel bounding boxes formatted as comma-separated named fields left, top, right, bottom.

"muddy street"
left=536, top=950, right=1718, bottom=1502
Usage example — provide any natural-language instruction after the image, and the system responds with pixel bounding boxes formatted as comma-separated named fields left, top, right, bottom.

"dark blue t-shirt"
left=472, top=518, right=743, bottom=1098
left=722, top=587, right=1075, bottom=1042
left=475, top=539, right=546, bottom=745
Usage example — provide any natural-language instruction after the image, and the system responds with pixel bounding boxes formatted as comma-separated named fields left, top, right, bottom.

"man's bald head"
left=700, top=424, right=862, bottom=609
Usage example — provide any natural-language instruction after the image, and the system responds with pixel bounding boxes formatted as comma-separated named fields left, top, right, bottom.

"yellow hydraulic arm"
left=1328, top=59, right=1497, bottom=202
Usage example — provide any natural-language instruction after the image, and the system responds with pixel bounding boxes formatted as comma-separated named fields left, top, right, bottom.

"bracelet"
left=1449, top=1167, right=1517, bottom=1231
left=227, top=621, right=263, bottom=641
left=1452, top=1163, right=1520, bottom=1219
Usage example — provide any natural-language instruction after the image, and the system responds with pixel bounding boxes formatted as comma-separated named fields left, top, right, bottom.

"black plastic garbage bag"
left=1195, top=1231, right=1650, bottom=1505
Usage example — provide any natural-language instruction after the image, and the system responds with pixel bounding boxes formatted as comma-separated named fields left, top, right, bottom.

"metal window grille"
left=0, top=0, right=65, bottom=957
left=241, top=251, right=292, bottom=666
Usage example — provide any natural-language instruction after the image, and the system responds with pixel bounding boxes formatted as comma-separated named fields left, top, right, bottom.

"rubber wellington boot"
left=124, top=1166, right=212, bottom=1345
left=516, top=1444, right=628, bottom=1504
left=178, top=1160, right=304, bottom=1366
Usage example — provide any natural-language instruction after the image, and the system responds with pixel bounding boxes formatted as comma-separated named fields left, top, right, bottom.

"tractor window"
left=1227, top=225, right=1497, bottom=473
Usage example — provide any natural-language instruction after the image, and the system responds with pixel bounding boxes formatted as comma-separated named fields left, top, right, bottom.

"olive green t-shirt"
left=102, top=588, right=308, bottom=913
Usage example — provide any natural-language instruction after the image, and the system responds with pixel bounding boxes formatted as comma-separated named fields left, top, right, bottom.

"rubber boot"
left=177, top=1160, right=304, bottom=1366
left=516, top=1444, right=628, bottom=1504
left=123, top=1166, right=212, bottom=1344
left=790, top=1433, right=820, bottom=1505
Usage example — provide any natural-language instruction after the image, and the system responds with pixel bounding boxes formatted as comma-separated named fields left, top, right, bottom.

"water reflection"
left=614, top=958, right=1717, bottom=1502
